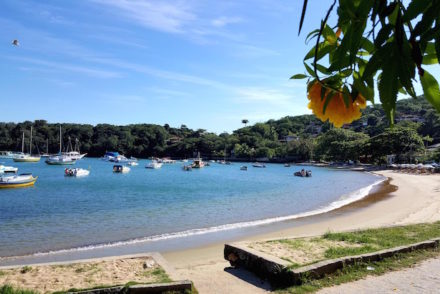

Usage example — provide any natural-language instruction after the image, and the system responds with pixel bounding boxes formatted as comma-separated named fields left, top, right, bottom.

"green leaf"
left=422, top=54, right=438, bottom=65
left=305, top=29, right=320, bottom=44
left=342, top=85, right=350, bottom=108
left=323, top=25, right=337, bottom=44
left=298, top=0, right=308, bottom=35
left=420, top=69, right=440, bottom=112
left=304, top=62, right=315, bottom=77
left=378, top=57, right=398, bottom=124
left=403, top=0, right=428, bottom=22
left=315, top=63, right=331, bottom=75
left=304, top=42, right=332, bottom=61
left=323, top=91, right=337, bottom=115
left=290, top=74, right=308, bottom=79
left=436, top=35, right=440, bottom=65
left=374, top=24, right=392, bottom=47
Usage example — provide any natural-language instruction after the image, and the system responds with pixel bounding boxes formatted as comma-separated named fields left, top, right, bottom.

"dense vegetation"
left=0, top=98, right=439, bottom=163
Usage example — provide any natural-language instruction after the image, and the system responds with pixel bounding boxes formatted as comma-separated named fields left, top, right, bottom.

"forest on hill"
left=0, top=97, right=439, bottom=163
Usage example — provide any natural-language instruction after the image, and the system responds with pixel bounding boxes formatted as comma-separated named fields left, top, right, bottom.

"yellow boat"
left=13, top=127, right=41, bottom=163
left=13, top=155, right=41, bottom=162
left=0, top=174, right=38, bottom=189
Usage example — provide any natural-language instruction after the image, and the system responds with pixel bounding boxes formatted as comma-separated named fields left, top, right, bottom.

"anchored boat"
left=13, top=127, right=41, bottom=162
left=146, top=161, right=163, bottom=169
left=113, top=165, right=130, bottom=173
left=64, top=168, right=90, bottom=177
left=0, top=165, right=18, bottom=174
left=45, top=126, right=77, bottom=165
left=0, top=174, right=37, bottom=189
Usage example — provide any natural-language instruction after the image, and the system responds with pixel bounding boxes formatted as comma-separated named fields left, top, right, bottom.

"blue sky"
left=0, top=0, right=434, bottom=133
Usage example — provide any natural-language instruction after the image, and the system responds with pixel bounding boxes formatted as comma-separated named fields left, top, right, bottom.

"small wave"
left=7, top=178, right=386, bottom=259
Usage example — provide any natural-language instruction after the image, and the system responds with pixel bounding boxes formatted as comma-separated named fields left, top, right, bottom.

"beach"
left=163, top=170, right=440, bottom=293
left=1, top=170, right=439, bottom=293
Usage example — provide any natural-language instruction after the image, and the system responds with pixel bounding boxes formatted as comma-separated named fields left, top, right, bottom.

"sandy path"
left=319, top=257, right=440, bottom=294
left=163, top=171, right=440, bottom=293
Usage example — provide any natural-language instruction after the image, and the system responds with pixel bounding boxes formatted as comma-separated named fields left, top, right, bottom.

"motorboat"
left=113, top=165, right=130, bottom=173
left=161, top=158, right=175, bottom=164
left=183, top=165, right=192, bottom=171
left=0, top=173, right=37, bottom=189
left=0, top=165, right=18, bottom=174
left=64, top=168, right=90, bottom=177
left=294, top=170, right=312, bottom=177
left=252, top=162, right=266, bottom=168
left=103, top=152, right=128, bottom=162
left=146, top=161, right=163, bottom=169
left=240, top=166, right=248, bottom=171
left=191, top=153, right=205, bottom=168
left=0, top=151, right=15, bottom=159
left=127, top=160, right=139, bottom=166
left=13, top=128, right=41, bottom=163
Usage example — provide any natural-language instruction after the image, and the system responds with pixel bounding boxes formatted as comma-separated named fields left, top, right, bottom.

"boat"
left=252, top=162, right=266, bottom=168
left=0, top=165, right=18, bottom=174
left=103, top=152, right=128, bottom=162
left=161, top=157, right=175, bottom=164
left=191, top=153, right=205, bottom=168
left=0, top=173, right=37, bottom=189
left=182, top=165, right=192, bottom=171
left=284, top=163, right=291, bottom=167
left=63, top=137, right=87, bottom=160
left=13, top=128, right=41, bottom=162
left=240, top=166, right=248, bottom=171
left=126, top=160, right=139, bottom=166
left=146, top=161, right=163, bottom=169
left=294, top=169, right=312, bottom=177
left=64, top=168, right=90, bottom=177
left=0, top=151, right=15, bottom=159
left=45, top=126, right=77, bottom=165
left=113, top=165, right=130, bottom=173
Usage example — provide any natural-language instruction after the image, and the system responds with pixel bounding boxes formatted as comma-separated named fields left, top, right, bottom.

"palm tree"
left=241, top=119, right=249, bottom=127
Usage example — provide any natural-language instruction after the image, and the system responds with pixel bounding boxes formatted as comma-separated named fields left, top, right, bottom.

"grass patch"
left=276, top=248, right=439, bottom=293
left=0, top=285, right=38, bottom=294
left=19, top=266, right=32, bottom=274
left=150, top=268, right=173, bottom=283
left=261, top=221, right=440, bottom=267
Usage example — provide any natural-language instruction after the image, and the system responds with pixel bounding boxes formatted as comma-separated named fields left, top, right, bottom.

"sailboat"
left=45, top=126, right=76, bottom=165
left=63, top=137, right=87, bottom=160
left=13, top=127, right=41, bottom=162
left=40, top=138, right=51, bottom=158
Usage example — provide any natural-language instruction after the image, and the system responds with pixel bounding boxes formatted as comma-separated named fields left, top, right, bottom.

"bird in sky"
left=12, top=39, right=19, bottom=46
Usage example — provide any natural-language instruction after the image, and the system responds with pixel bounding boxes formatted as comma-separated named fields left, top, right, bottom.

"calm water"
left=0, top=158, right=382, bottom=258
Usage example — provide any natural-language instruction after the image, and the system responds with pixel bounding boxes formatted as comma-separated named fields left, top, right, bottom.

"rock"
left=143, top=259, right=156, bottom=269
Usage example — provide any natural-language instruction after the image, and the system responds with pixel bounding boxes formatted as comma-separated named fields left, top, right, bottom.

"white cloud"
left=91, top=0, right=195, bottom=33
left=10, top=56, right=121, bottom=79
left=211, top=16, right=242, bottom=27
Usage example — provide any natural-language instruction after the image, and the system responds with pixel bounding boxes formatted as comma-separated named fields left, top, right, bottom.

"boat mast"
left=46, top=138, right=49, bottom=154
left=21, top=132, right=25, bottom=153
left=30, top=126, right=33, bottom=156
left=59, top=125, right=62, bottom=154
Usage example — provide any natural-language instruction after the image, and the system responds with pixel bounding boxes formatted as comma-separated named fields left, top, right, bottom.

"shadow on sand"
left=224, top=266, right=272, bottom=291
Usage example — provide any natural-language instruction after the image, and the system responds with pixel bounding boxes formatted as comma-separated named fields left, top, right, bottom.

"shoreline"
left=0, top=171, right=384, bottom=265
left=2, top=170, right=439, bottom=293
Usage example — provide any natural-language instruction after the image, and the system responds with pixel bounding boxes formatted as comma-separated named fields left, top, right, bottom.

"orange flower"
left=307, top=82, right=366, bottom=128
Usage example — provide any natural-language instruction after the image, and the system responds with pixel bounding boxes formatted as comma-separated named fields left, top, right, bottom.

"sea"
left=0, top=158, right=384, bottom=265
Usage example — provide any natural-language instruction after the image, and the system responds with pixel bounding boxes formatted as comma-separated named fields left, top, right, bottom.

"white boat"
left=103, top=152, right=128, bottom=162
left=46, top=155, right=76, bottom=165
left=127, top=160, right=139, bottom=166
left=0, top=151, right=15, bottom=159
left=0, top=165, right=18, bottom=174
left=13, top=128, right=41, bottom=162
left=64, top=168, right=90, bottom=177
left=113, top=164, right=130, bottom=173
left=252, top=162, right=266, bottom=168
left=0, top=173, right=37, bottom=189
left=191, top=153, right=205, bottom=168
left=45, top=126, right=76, bottom=165
left=146, top=161, right=163, bottom=169
left=63, top=137, right=87, bottom=160
left=161, top=158, right=175, bottom=164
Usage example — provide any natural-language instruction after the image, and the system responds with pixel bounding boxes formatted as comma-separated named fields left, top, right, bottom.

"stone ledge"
left=224, top=238, right=440, bottom=287
left=68, top=280, right=193, bottom=294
